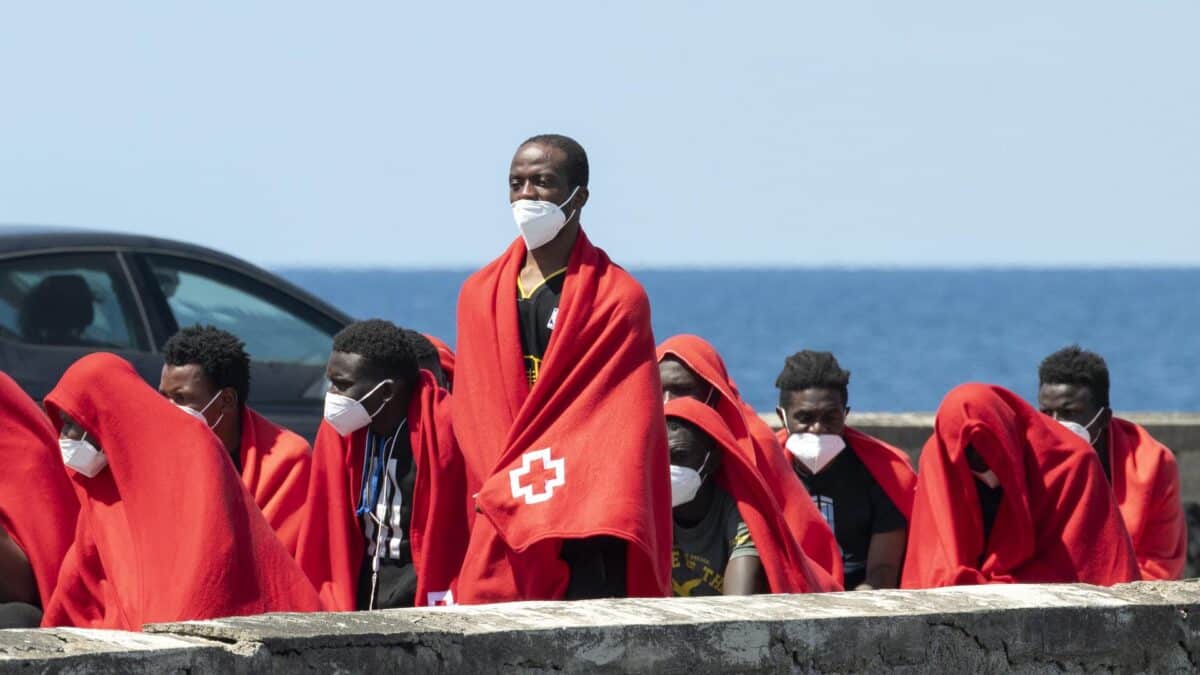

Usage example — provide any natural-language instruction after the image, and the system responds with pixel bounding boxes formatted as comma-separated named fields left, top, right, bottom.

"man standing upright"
left=453, top=134, right=671, bottom=602
left=1037, top=345, right=1185, bottom=580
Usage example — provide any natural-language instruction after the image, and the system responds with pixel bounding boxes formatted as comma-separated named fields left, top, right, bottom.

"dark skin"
left=0, top=529, right=36, bottom=606
left=777, top=387, right=905, bottom=590
left=59, top=412, right=97, bottom=449
left=659, top=358, right=715, bottom=404
left=668, top=420, right=766, bottom=595
left=159, top=364, right=241, bottom=459
left=509, top=141, right=589, bottom=293
left=1038, top=382, right=1111, bottom=478
left=325, top=351, right=411, bottom=437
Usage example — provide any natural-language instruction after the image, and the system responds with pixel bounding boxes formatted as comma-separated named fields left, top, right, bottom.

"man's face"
left=509, top=142, right=577, bottom=207
left=666, top=419, right=714, bottom=473
left=159, top=364, right=222, bottom=419
left=659, top=358, right=713, bottom=404
left=325, top=351, right=391, bottom=409
left=1037, top=383, right=1102, bottom=428
left=778, top=387, right=848, bottom=436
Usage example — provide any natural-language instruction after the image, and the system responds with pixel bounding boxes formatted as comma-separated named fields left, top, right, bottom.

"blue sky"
left=0, top=2, right=1196, bottom=268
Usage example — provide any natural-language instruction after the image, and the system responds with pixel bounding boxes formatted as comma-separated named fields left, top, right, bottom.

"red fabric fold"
left=295, top=370, right=468, bottom=610
left=424, top=334, right=455, bottom=387
left=900, top=383, right=1140, bottom=588
left=453, top=232, right=672, bottom=602
left=0, top=372, right=79, bottom=608
left=239, top=406, right=312, bottom=556
left=656, top=334, right=842, bottom=585
left=1106, top=417, right=1186, bottom=580
left=665, top=398, right=839, bottom=593
left=41, top=353, right=320, bottom=629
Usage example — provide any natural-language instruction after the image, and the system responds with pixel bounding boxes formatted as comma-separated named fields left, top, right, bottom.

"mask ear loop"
left=362, top=379, right=395, bottom=419
left=696, top=452, right=712, bottom=481
left=560, top=185, right=581, bottom=224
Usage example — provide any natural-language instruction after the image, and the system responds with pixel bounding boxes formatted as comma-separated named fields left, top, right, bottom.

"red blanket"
left=424, top=334, right=455, bottom=387
left=453, top=232, right=671, bottom=602
left=900, top=383, right=1140, bottom=588
left=295, top=370, right=468, bottom=610
left=665, top=398, right=839, bottom=593
left=1106, top=417, right=1186, bottom=580
left=657, top=334, right=842, bottom=586
left=239, top=406, right=311, bottom=556
left=41, top=353, right=320, bottom=629
left=0, top=372, right=79, bottom=608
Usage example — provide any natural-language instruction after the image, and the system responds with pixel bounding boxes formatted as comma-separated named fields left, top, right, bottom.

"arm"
left=1136, top=458, right=1186, bottom=580
left=0, top=529, right=37, bottom=605
left=723, top=555, right=767, bottom=595
left=859, top=528, right=906, bottom=590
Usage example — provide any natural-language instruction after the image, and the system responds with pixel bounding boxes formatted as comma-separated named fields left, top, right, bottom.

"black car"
left=0, top=225, right=352, bottom=440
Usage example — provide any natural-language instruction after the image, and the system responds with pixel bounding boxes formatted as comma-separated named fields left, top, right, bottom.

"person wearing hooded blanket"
left=40, top=353, right=320, bottom=630
left=901, top=383, right=1140, bottom=588
left=453, top=134, right=671, bottom=602
left=1037, top=345, right=1185, bottom=580
left=0, top=372, right=79, bottom=626
left=774, top=350, right=915, bottom=590
left=159, top=326, right=311, bottom=555
left=664, top=398, right=838, bottom=595
left=295, top=320, right=468, bottom=610
left=657, top=335, right=842, bottom=588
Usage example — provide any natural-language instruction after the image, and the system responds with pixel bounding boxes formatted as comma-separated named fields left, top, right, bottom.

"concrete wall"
left=2, top=580, right=1199, bottom=673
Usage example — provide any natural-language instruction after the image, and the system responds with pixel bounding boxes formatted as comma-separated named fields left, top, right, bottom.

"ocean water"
left=276, top=268, right=1199, bottom=413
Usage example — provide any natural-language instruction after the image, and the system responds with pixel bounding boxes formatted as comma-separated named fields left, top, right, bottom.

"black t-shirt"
left=975, top=478, right=1004, bottom=553
left=517, top=269, right=566, bottom=387
left=794, top=444, right=907, bottom=588
left=355, top=428, right=416, bottom=610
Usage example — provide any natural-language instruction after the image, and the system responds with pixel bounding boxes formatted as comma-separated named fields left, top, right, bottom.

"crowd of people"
left=0, top=134, right=1185, bottom=630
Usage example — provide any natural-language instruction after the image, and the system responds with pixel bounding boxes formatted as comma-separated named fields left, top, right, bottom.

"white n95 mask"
left=324, top=379, right=393, bottom=436
left=60, top=434, right=108, bottom=478
left=786, top=433, right=846, bottom=474
left=176, top=390, right=224, bottom=430
left=1054, top=407, right=1106, bottom=446
left=512, top=186, right=580, bottom=250
left=670, top=453, right=710, bottom=507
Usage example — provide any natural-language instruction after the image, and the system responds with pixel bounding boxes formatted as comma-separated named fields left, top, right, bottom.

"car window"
left=144, top=255, right=334, bottom=366
left=0, top=253, right=145, bottom=350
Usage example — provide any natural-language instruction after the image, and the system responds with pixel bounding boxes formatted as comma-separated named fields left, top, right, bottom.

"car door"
left=0, top=250, right=161, bottom=401
left=128, top=252, right=341, bottom=440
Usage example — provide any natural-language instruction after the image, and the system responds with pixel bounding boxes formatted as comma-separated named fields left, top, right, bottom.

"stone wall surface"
left=3, top=580, right=1200, bottom=674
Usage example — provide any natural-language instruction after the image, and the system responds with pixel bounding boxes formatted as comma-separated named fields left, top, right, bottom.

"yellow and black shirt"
left=517, top=268, right=566, bottom=387
left=671, top=487, right=757, bottom=597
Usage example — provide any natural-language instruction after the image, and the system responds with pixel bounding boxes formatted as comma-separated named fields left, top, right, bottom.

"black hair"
left=520, top=133, right=589, bottom=188
left=402, top=328, right=449, bottom=389
left=1038, top=345, right=1110, bottom=407
left=162, top=325, right=251, bottom=404
left=775, top=350, right=850, bottom=405
left=332, top=319, right=418, bottom=385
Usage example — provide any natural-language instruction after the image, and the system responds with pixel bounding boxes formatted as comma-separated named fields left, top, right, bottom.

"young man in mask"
left=775, top=350, right=915, bottom=590
left=159, top=326, right=311, bottom=554
left=453, top=134, right=671, bottom=602
left=1037, top=345, right=1185, bottom=580
left=295, top=320, right=467, bottom=610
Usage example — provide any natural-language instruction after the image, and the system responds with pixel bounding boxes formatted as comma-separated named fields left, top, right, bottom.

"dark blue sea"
left=275, top=268, right=1199, bottom=413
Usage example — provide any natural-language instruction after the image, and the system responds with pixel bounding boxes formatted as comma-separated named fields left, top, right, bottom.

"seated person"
left=775, top=350, right=915, bottom=590
left=41, top=353, right=320, bottom=629
left=666, top=397, right=836, bottom=595
left=295, top=320, right=468, bottom=610
left=402, top=329, right=451, bottom=390
left=901, top=383, right=1140, bottom=588
left=1038, top=345, right=1185, bottom=580
left=658, top=335, right=842, bottom=588
left=19, top=275, right=96, bottom=346
left=160, top=326, right=312, bottom=553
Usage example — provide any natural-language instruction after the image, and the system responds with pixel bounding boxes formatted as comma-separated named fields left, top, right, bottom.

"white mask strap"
left=361, top=379, right=394, bottom=418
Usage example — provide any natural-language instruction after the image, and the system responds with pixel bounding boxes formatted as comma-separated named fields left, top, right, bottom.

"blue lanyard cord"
left=355, top=421, right=407, bottom=517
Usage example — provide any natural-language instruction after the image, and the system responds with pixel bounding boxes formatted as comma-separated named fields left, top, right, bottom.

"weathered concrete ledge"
left=3, top=580, right=1199, bottom=673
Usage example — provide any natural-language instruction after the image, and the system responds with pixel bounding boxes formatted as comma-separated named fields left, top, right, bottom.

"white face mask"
left=324, top=379, right=393, bottom=436
left=785, top=433, right=847, bottom=474
left=176, top=390, right=224, bottom=430
left=1054, top=407, right=1106, bottom=445
left=512, top=185, right=580, bottom=250
left=60, top=432, right=108, bottom=478
left=972, top=468, right=1001, bottom=489
left=670, top=453, right=710, bottom=508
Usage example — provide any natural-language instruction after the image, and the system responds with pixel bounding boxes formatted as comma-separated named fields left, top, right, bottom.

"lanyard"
left=356, top=420, right=406, bottom=517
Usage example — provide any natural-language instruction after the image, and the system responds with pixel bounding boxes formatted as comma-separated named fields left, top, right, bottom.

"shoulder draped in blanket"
left=238, top=406, right=312, bottom=556
left=453, top=231, right=672, bottom=602
left=1106, top=417, right=1185, bottom=580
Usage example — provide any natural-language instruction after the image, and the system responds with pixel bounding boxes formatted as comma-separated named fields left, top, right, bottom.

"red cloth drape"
left=1106, top=417, right=1186, bottom=580
left=900, top=383, right=1140, bottom=588
left=452, top=232, right=671, bottom=602
left=41, top=353, right=320, bottom=629
left=424, top=334, right=455, bottom=387
left=238, top=406, right=311, bottom=556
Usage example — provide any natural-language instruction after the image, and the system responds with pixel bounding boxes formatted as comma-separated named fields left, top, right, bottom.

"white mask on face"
left=512, top=185, right=580, bottom=250
left=60, top=433, right=107, bottom=478
left=1054, top=407, right=1106, bottom=445
left=670, top=453, right=710, bottom=507
left=176, top=390, right=224, bottom=430
left=785, top=433, right=847, bottom=474
left=972, top=469, right=1001, bottom=489
left=324, top=379, right=393, bottom=436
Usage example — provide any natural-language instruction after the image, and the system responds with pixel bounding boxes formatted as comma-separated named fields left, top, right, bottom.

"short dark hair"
left=1038, top=345, right=1110, bottom=407
left=163, top=325, right=251, bottom=404
left=332, top=319, right=418, bottom=385
left=520, top=133, right=589, bottom=188
left=775, top=350, right=850, bottom=404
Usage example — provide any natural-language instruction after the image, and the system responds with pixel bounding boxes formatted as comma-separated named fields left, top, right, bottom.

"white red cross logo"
left=509, top=447, right=565, bottom=505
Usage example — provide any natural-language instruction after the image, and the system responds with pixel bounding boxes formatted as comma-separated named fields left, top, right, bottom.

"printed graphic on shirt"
left=671, top=489, right=757, bottom=597
left=813, top=494, right=836, bottom=533
left=517, top=268, right=566, bottom=387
